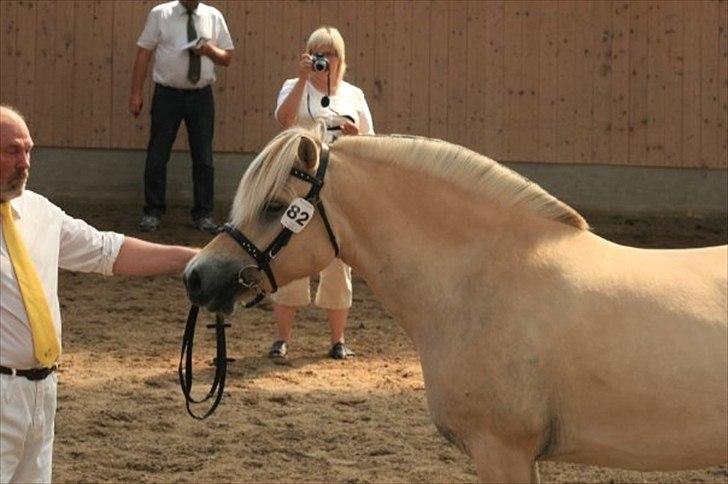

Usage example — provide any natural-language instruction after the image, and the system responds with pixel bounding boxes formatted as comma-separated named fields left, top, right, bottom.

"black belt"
left=156, top=83, right=211, bottom=93
left=0, top=365, right=57, bottom=381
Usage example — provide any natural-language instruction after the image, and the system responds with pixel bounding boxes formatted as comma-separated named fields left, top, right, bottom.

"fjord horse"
left=184, top=127, right=727, bottom=482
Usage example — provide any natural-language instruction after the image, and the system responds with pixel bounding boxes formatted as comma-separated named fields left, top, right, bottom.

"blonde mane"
left=232, top=128, right=588, bottom=230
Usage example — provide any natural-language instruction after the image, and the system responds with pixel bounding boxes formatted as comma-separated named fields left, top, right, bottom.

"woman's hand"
left=298, top=53, right=313, bottom=80
left=340, top=121, right=360, bottom=136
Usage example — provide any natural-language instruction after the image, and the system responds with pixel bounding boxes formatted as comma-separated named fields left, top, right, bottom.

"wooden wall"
left=0, top=0, right=726, bottom=168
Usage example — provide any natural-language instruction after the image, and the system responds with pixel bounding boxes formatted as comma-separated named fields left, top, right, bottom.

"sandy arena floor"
left=51, top=199, right=727, bottom=483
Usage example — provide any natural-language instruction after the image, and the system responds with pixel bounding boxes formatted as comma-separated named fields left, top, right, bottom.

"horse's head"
left=184, top=128, right=339, bottom=314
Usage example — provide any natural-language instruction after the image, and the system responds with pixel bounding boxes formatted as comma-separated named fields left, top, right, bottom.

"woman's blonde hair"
left=306, top=26, right=347, bottom=85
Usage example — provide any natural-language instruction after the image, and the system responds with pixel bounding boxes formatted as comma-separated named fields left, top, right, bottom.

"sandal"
left=329, top=342, right=355, bottom=360
left=268, top=340, right=288, bottom=359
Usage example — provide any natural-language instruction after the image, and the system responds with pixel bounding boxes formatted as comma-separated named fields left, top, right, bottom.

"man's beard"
left=0, top=171, right=28, bottom=201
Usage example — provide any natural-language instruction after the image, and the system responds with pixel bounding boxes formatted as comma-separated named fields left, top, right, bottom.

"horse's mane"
left=233, top=127, right=588, bottom=230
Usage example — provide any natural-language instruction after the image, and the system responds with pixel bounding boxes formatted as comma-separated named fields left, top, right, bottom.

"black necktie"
left=186, top=8, right=200, bottom=84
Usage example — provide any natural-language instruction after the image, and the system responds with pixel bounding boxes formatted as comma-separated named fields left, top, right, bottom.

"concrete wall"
left=29, top=147, right=727, bottom=217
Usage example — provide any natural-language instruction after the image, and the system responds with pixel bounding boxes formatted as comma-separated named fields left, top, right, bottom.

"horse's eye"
left=263, top=201, right=285, bottom=219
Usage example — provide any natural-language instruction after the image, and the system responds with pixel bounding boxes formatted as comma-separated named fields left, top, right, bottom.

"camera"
left=312, top=52, right=329, bottom=72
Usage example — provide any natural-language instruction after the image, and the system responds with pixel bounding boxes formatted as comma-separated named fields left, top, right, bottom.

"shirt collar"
left=177, top=1, right=199, bottom=16
left=1, top=196, right=22, bottom=220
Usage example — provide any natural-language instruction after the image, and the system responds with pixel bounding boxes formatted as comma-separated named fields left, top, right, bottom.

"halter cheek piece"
left=221, top=142, right=340, bottom=308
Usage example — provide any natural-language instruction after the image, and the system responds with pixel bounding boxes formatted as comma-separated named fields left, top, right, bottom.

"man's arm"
left=112, top=237, right=198, bottom=276
left=129, top=47, right=154, bottom=116
left=193, top=42, right=232, bottom=67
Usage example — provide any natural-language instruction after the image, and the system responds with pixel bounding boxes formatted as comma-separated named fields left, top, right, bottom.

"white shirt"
left=275, top=79, right=375, bottom=143
left=0, top=191, right=125, bottom=369
left=137, top=1, right=234, bottom=89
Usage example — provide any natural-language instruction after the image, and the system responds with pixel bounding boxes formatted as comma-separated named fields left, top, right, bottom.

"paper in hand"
left=180, top=37, right=208, bottom=50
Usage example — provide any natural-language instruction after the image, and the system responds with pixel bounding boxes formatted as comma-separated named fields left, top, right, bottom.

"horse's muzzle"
left=183, top=258, right=244, bottom=314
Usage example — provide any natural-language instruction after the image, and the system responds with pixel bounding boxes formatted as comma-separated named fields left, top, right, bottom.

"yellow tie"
left=1, top=202, right=60, bottom=367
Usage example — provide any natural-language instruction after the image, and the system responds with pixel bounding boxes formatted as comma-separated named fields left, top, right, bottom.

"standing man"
left=0, top=105, right=198, bottom=483
left=129, top=0, right=234, bottom=233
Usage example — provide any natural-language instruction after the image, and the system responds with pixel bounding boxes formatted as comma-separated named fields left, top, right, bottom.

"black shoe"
left=139, top=215, right=160, bottom=232
left=328, top=342, right=355, bottom=360
left=268, top=340, right=288, bottom=360
left=193, top=216, right=219, bottom=234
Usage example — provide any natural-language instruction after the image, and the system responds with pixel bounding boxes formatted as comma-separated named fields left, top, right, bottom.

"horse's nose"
left=183, top=266, right=205, bottom=303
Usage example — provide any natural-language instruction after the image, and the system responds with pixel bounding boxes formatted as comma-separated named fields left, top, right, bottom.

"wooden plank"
left=610, top=0, right=630, bottom=165
left=300, top=0, right=321, bottom=46
left=409, top=0, right=430, bottom=137
left=222, top=0, right=247, bottom=152
left=520, top=0, right=540, bottom=161
left=0, top=1, right=17, bottom=107
left=628, top=0, right=649, bottom=166
left=681, top=0, right=701, bottom=167
left=466, top=0, right=487, bottom=152
left=337, top=1, right=358, bottom=87
left=71, top=1, right=95, bottom=147
left=242, top=1, right=265, bottom=151
left=372, top=1, right=394, bottom=134
left=591, top=0, right=613, bottom=164
left=50, top=2, right=76, bottom=147
left=483, top=1, right=504, bottom=160
left=537, top=0, right=558, bottom=163
left=699, top=0, right=721, bottom=167
left=661, top=0, right=683, bottom=167
left=572, top=1, right=593, bottom=163
left=90, top=0, right=113, bottom=148
left=212, top=1, right=228, bottom=152
left=719, top=0, right=728, bottom=168
left=110, top=1, right=136, bottom=149
left=429, top=0, right=448, bottom=140
left=446, top=0, right=467, bottom=146
left=503, top=1, right=523, bottom=161
left=34, top=1, right=54, bottom=145
left=556, top=1, right=578, bottom=163
left=646, top=1, right=666, bottom=166
left=355, top=1, right=375, bottom=124
left=14, top=1, right=36, bottom=128
left=392, top=0, right=411, bottom=134
left=319, top=0, right=340, bottom=29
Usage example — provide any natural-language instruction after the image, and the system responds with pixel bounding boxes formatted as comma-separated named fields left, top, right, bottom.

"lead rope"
left=178, top=305, right=230, bottom=419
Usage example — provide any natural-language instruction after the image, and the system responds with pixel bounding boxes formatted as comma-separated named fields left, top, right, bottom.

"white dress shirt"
left=137, top=1, right=234, bottom=89
left=275, top=79, right=375, bottom=143
left=0, top=191, right=124, bottom=369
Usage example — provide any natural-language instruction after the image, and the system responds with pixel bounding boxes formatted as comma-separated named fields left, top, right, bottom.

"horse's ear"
left=297, top=136, right=319, bottom=171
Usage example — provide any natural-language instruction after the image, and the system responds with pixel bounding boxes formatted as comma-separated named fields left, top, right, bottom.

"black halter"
left=222, top=142, right=340, bottom=308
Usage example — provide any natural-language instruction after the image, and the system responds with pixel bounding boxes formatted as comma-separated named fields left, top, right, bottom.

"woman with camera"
left=269, top=26, right=374, bottom=361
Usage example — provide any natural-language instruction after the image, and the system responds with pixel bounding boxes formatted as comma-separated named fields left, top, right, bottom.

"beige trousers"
left=270, top=258, right=352, bottom=310
left=0, top=373, right=56, bottom=484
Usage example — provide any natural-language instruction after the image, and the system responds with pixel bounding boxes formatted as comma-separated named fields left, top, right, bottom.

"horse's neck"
left=325, top=155, right=555, bottom=338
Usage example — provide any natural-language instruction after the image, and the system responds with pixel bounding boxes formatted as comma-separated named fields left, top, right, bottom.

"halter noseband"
left=222, top=142, right=339, bottom=308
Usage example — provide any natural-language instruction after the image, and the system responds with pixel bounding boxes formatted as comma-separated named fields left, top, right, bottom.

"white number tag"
left=281, top=198, right=315, bottom=233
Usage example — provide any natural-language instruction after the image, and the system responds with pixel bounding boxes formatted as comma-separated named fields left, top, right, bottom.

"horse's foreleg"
left=470, top=434, right=539, bottom=483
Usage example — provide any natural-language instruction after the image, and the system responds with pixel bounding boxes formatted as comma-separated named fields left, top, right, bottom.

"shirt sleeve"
left=274, top=79, right=298, bottom=121
left=57, top=211, right=125, bottom=276
left=357, top=88, right=375, bottom=134
left=214, top=11, right=234, bottom=50
left=137, top=7, right=161, bottom=50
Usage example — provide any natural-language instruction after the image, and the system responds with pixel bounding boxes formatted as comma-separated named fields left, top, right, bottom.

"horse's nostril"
left=185, top=268, right=202, bottom=297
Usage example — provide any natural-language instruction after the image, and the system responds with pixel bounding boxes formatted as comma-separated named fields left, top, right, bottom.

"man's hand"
left=191, top=41, right=232, bottom=67
left=129, top=94, right=143, bottom=117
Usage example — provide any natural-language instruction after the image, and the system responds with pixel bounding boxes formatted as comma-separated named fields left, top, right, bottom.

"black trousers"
left=144, top=83, right=215, bottom=220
